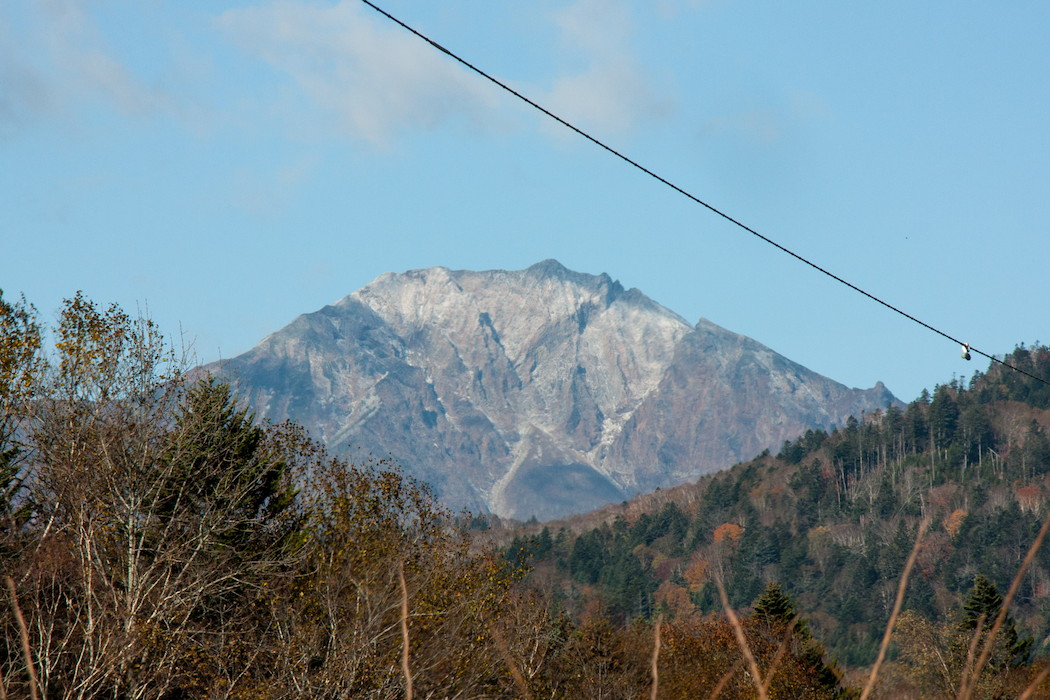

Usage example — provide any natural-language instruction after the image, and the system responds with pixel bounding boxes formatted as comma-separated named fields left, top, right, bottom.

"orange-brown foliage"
left=1018, top=485, right=1044, bottom=514
left=944, top=508, right=967, bottom=538
left=683, top=559, right=708, bottom=591
left=713, top=522, right=743, bottom=543
left=656, top=581, right=695, bottom=619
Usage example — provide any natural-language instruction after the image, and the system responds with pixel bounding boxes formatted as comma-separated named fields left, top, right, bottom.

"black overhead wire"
left=358, top=0, right=1050, bottom=390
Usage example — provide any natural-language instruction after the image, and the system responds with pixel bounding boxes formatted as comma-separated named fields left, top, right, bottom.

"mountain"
left=207, top=260, right=896, bottom=520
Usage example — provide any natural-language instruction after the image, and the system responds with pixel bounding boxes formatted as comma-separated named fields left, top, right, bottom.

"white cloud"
left=543, top=62, right=667, bottom=135
left=216, top=0, right=671, bottom=145
left=553, top=0, right=633, bottom=58
left=698, top=90, right=833, bottom=148
left=216, top=1, right=500, bottom=147
left=788, top=89, right=833, bottom=122
left=0, top=23, right=52, bottom=134
left=535, top=0, right=672, bottom=137
left=0, top=0, right=171, bottom=135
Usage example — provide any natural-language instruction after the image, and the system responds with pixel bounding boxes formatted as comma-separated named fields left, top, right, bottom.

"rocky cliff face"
left=209, top=261, right=896, bottom=520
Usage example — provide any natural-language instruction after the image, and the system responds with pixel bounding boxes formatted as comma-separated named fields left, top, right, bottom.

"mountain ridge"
left=208, top=261, right=896, bottom=519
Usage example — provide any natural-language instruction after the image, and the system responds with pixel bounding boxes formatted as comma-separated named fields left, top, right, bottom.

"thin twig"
left=760, top=613, right=803, bottom=697
left=715, top=576, right=767, bottom=700
left=705, top=658, right=745, bottom=700
left=650, top=614, right=662, bottom=700
left=955, top=613, right=986, bottom=700
left=1018, top=665, right=1050, bottom=700
left=959, top=508, right=1050, bottom=700
left=398, top=561, right=413, bottom=700
left=6, top=576, right=39, bottom=700
left=860, top=518, right=929, bottom=700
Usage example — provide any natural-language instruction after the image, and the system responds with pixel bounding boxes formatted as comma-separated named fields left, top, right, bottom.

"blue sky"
left=2, top=0, right=1047, bottom=402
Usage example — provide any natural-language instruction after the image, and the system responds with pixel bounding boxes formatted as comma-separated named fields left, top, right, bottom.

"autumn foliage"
left=5, top=292, right=1050, bottom=699
left=0, top=293, right=528, bottom=698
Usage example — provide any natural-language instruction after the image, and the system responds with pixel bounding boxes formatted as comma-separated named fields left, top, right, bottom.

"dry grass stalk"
left=958, top=507, right=1050, bottom=700
left=1018, top=665, right=1050, bottom=700
left=955, top=613, right=986, bottom=700
left=650, top=614, right=662, bottom=700
left=5, top=576, right=39, bottom=700
left=705, top=658, right=745, bottom=700
left=859, top=517, right=929, bottom=700
left=398, top=560, right=413, bottom=700
left=714, top=575, right=767, bottom=700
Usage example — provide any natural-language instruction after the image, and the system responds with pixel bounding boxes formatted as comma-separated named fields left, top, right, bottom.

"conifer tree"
left=751, top=581, right=844, bottom=695
left=960, top=574, right=1032, bottom=669
left=753, top=581, right=796, bottom=627
left=165, top=376, right=299, bottom=551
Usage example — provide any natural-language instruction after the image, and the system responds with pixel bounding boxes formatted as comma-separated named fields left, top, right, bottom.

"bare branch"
left=960, top=508, right=1050, bottom=700
left=6, top=576, right=39, bottom=700
left=860, top=517, right=929, bottom=700
left=714, top=575, right=766, bottom=700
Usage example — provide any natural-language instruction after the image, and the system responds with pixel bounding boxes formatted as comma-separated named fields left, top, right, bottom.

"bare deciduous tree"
left=2, top=294, right=303, bottom=698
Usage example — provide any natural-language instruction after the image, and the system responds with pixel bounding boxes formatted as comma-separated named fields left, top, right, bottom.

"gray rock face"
left=209, top=261, right=895, bottom=520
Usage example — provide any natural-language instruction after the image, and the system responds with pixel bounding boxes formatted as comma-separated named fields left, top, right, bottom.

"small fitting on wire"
left=961, top=343, right=971, bottom=361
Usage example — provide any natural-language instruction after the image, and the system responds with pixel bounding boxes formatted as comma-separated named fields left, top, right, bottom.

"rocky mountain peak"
left=210, top=262, right=897, bottom=520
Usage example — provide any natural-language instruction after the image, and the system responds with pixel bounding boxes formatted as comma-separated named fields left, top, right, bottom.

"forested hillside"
left=502, top=345, right=1050, bottom=694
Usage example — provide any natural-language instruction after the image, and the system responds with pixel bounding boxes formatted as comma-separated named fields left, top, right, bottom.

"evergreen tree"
left=903, top=393, right=929, bottom=452
left=166, top=377, right=299, bottom=551
left=753, top=581, right=796, bottom=626
left=750, top=581, right=844, bottom=695
left=929, top=384, right=959, bottom=448
left=959, top=574, right=1032, bottom=669
left=874, top=477, right=897, bottom=518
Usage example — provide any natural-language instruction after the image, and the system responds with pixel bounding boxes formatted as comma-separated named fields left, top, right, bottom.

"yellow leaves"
left=683, top=559, right=709, bottom=591
left=0, top=290, right=42, bottom=407
left=660, top=613, right=843, bottom=699
left=47, top=291, right=173, bottom=407
left=945, top=508, right=968, bottom=538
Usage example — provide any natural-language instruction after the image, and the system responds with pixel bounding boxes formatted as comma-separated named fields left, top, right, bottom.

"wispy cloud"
left=3, top=0, right=676, bottom=145
left=0, top=0, right=171, bottom=135
left=0, top=20, right=52, bottom=135
left=216, top=1, right=500, bottom=147
left=699, top=89, right=833, bottom=147
left=535, top=0, right=673, bottom=136
left=217, top=0, right=672, bottom=146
